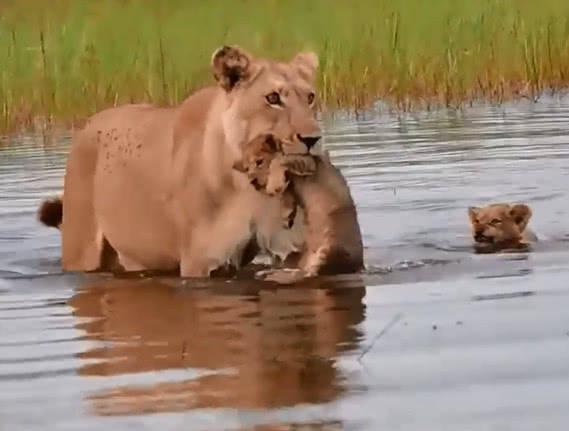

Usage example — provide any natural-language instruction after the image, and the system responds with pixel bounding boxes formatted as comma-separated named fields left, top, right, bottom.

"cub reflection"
left=69, top=277, right=365, bottom=415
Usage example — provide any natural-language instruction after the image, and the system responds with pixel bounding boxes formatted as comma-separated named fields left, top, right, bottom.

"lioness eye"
left=490, top=218, right=501, bottom=225
left=307, top=92, right=315, bottom=105
left=265, top=92, right=281, bottom=105
left=255, top=159, right=264, bottom=167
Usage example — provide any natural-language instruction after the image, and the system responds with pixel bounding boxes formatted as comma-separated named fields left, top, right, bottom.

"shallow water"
left=1, top=95, right=569, bottom=430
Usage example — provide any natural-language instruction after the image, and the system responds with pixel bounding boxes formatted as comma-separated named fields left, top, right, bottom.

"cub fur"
left=468, top=203, right=537, bottom=252
left=234, top=134, right=364, bottom=280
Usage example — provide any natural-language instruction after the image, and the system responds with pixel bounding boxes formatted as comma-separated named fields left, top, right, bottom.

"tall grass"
left=1, top=0, right=569, bottom=132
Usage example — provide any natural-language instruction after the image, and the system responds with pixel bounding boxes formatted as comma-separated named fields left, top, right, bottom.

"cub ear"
left=468, top=207, right=480, bottom=222
left=510, top=204, right=532, bottom=231
left=290, top=51, right=319, bottom=80
left=232, top=159, right=248, bottom=173
left=265, top=134, right=280, bottom=152
left=211, top=45, right=252, bottom=92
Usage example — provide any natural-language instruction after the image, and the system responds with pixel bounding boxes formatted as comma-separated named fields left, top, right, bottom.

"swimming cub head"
left=468, top=203, right=532, bottom=247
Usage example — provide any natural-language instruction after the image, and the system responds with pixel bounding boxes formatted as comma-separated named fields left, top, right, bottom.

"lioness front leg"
left=116, top=252, right=147, bottom=272
left=179, top=232, right=219, bottom=278
left=180, top=249, right=218, bottom=278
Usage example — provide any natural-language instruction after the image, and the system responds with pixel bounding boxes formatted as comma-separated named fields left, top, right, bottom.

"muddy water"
left=1, top=96, right=569, bottom=430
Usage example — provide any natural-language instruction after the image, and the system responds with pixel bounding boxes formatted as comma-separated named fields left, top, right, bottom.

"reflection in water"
left=68, top=277, right=366, bottom=415
left=240, top=421, right=343, bottom=431
left=3, top=96, right=569, bottom=430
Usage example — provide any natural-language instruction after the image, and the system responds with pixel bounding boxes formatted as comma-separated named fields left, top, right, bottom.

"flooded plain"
left=1, top=95, right=569, bottom=430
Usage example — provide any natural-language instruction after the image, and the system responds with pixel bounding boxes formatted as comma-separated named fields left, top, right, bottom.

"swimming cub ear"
left=211, top=45, right=252, bottom=91
left=509, top=204, right=532, bottom=231
left=467, top=207, right=480, bottom=222
left=232, top=159, right=248, bottom=173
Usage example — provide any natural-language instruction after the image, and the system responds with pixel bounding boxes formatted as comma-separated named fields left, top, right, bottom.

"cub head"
left=467, top=203, right=532, bottom=245
left=232, top=133, right=281, bottom=192
left=211, top=45, right=322, bottom=157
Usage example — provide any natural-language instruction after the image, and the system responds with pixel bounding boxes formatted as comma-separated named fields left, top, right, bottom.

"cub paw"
left=255, top=268, right=306, bottom=284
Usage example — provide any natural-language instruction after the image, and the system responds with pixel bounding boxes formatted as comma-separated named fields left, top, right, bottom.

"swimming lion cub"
left=468, top=203, right=537, bottom=252
left=233, top=134, right=364, bottom=281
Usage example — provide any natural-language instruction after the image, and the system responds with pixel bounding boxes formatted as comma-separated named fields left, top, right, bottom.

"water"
left=1, top=95, right=569, bottom=430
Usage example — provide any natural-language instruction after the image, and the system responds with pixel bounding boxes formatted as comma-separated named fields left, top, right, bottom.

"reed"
left=1, top=0, right=569, bottom=133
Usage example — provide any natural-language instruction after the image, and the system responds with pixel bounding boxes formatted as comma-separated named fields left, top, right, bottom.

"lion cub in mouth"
left=468, top=203, right=537, bottom=252
left=233, top=134, right=364, bottom=280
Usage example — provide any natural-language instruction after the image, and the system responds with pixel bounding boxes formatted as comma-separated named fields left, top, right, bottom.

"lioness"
left=38, top=46, right=322, bottom=277
left=233, top=134, right=364, bottom=281
left=468, top=203, right=537, bottom=252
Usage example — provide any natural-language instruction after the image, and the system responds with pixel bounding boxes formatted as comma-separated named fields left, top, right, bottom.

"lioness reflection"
left=69, top=278, right=365, bottom=415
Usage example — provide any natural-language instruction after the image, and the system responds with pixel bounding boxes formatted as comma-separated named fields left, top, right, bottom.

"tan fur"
left=468, top=203, right=537, bottom=251
left=232, top=134, right=316, bottom=230
left=39, top=46, right=322, bottom=277
left=235, top=135, right=364, bottom=281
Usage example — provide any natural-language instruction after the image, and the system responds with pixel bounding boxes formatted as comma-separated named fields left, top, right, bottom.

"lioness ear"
left=290, top=51, right=319, bottom=80
left=468, top=207, right=479, bottom=222
left=510, top=204, right=532, bottom=231
left=232, top=159, right=247, bottom=173
left=211, top=45, right=252, bottom=92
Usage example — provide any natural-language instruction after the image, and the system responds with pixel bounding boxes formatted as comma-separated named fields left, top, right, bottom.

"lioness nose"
left=298, top=134, right=321, bottom=149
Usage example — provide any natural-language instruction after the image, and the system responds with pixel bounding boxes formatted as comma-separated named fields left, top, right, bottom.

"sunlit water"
left=1, top=95, right=569, bottom=430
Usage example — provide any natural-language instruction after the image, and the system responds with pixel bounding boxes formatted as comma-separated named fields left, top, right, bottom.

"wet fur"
left=235, top=135, right=364, bottom=280
left=468, top=203, right=537, bottom=253
left=286, top=155, right=364, bottom=276
left=37, top=46, right=322, bottom=277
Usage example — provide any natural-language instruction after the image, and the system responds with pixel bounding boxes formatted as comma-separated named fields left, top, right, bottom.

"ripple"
left=1, top=97, right=569, bottom=429
left=0, top=336, right=89, bottom=347
left=0, top=368, right=77, bottom=382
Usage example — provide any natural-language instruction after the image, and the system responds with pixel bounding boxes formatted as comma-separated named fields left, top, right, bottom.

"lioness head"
left=211, top=45, right=321, bottom=156
left=468, top=203, right=532, bottom=245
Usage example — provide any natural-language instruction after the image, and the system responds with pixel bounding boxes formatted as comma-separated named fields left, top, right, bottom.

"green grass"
left=2, top=0, right=569, bottom=133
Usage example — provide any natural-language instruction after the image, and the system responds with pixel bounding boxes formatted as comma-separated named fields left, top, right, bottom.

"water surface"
left=1, top=96, right=569, bottom=430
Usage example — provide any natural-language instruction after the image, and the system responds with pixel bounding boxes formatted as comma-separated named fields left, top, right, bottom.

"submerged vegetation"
left=2, top=0, right=569, bottom=132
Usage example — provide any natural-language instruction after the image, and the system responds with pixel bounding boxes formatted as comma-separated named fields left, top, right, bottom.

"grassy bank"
left=1, top=0, right=569, bottom=133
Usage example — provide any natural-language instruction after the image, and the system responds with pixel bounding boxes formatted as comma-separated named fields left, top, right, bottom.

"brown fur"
left=234, top=134, right=364, bottom=281
left=38, top=196, right=63, bottom=228
left=232, top=134, right=313, bottom=229
left=468, top=203, right=537, bottom=252
left=38, top=46, right=323, bottom=277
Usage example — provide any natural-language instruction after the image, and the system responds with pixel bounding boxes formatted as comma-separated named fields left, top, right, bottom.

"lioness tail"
left=38, top=196, right=63, bottom=229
